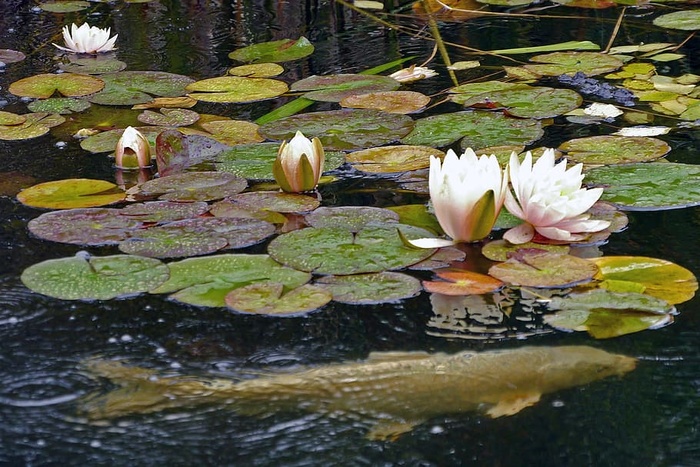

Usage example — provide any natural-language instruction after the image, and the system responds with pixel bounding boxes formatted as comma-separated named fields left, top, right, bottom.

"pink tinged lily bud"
left=115, top=127, right=152, bottom=170
left=52, top=23, right=118, bottom=54
left=503, top=149, right=611, bottom=244
left=273, top=131, right=325, bottom=193
left=429, top=148, right=508, bottom=243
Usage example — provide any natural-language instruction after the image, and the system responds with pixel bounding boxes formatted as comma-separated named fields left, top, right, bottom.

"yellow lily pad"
left=200, top=120, right=263, bottom=145
left=226, top=282, right=332, bottom=316
left=17, top=179, right=125, bottom=209
left=186, top=76, right=288, bottom=103
left=0, top=111, right=26, bottom=125
left=9, top=73, right=105, bottom=98
left=346, top=145, right=445, bottom=173
left=340, top=90, right=430, bottom=114
left=0, top=113, right=65, bottom=141
left=228, top=63, right=285, bottom=77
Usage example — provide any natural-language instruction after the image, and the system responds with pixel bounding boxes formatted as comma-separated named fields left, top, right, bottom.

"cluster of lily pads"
left=4, top=8, right=700, bottom=339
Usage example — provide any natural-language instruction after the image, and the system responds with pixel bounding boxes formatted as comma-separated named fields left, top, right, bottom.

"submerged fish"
left=80, top=345, right=636, bottom=440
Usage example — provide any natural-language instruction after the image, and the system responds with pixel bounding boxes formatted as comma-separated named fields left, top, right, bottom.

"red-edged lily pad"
left=423, top=270, right=505, bottom=296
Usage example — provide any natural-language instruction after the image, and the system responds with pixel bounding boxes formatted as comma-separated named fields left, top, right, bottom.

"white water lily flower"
left=389, top=65, right=438, bottom=83
left=273, top=131, right=325, bottom=193
left=53, top=23, right=118, bottom=54
left=503, top=149, right=610, bottom=244
left=115, top=127, right=151, bottom=169
left=410, top=149, right=507, bottom=248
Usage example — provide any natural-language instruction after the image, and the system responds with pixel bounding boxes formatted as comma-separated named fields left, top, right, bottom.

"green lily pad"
left=346, top=145, right=445, bottom=173
left=9, top=73, right=105, bottom=98
left=137, top=172, right=247, bottom=202
left=186, top=76, right=288, bottom=103
left=27, top=98, right=91, bottom=114
left=400, top=111, right=544, bottom=150
left=488, top=251, right=599, bottom=288
left=28, top=208, right=143, bottom=245
left=0, top=49, right=26, bottom=64
left=0, top=111, right=26, bottom=125
left=305, top=206, right=399, bottom=232
left=227, top=191, right=320, bottom=213
left=228, top=63, right=285, bottom=77
left=225, top=282, right=332, bottom=316
left=59, top=56, right=127, bottom=74
left=200, top=120, right=263, bottom=145
left=291, top=74, right=400, bottom=102
left=559, top=136, right=670, bottom=165
left=39, top=0, right=90, bottom=12
left=268, top=224, right=436, bottom=275
left=315, top=271, right=422, bottom=304
left=585, top=162, right=700, bottom=210
left=228, top=37, right=314, bottom=63
left=0, top=113, right=66, bottom=141
left=137, top=108, right=200, bottom=127
left=17, top=179, right=125, bottom=209
left=459, top=86, right=583, bottom=119
left=151, top=254, right=311, bottom=307
left=653, top=10, right=700, bottom=31
left=450, top=81, right=530, bottom=104
left=88, top=71, right=195, bottom=106
left=21, top=253, right=169, bottom=300
left=340, top=90, right=431, bottom=114
left=120, top=201, right=210, bottom=222
left=386, top=204, right=442, bottom=235
left=591, top=256, right=698, bottom=305
left=259, top=109, right=414, bottom=151
left=523, top=52, right=624, bottom=77
left=481, top=240, right=570, bottom=262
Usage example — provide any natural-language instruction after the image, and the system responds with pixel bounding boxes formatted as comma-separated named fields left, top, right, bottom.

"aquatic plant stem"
left=604, top=7, right=626, bottom=54
left=420, top=0, right=459, bottom=87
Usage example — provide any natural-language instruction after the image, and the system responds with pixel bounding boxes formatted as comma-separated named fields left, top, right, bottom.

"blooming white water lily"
left=389, top=65, right=438, bottom=83
left=53, top=23, right=118, bottom=54
left=408, top=149, right=508, bottom=249
left=273, top=131, right=325, bottom=193
left=503, top=149, right=610, bottom=244
left=115, top=127, right=151, bottom=169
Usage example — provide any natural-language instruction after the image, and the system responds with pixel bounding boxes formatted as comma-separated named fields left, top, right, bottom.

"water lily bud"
left=389, top=65, right=438, bottom=83
left=273, top=131, right=325, bottom=193
left=115, top=126, right=151, bottom=170
left=53, top=23, right=118, bottom=54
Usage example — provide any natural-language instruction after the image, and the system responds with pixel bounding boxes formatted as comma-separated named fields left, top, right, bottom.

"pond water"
left=1, top=0, right=700, bottom=465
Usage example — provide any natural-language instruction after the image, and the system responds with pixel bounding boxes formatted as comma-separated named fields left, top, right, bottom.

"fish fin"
left=486, top=393, right=541, bottom=418
left=366, top=419, right=421, bottom=441
left=365, top=351, right=435, bottom=363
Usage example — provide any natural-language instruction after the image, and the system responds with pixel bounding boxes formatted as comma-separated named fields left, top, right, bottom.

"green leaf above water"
left=226, top=282, right=332, bottom=316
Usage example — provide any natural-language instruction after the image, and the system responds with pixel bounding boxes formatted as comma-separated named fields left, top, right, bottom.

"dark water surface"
left=1, top=1, right=699, bottom=465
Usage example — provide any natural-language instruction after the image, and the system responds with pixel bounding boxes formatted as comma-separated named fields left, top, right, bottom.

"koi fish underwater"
left=79, top=345, right=636, bottom=440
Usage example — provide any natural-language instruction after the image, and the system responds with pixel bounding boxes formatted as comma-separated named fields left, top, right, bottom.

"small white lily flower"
left=503, top=149, right=610, bottom=244
left=273, top=131, right=325, bottom=193
left=53, top=23, right=118, bottom=54
left=389, top=65, right=438, bottom=83
left=115, top=127, right=151, bottom=169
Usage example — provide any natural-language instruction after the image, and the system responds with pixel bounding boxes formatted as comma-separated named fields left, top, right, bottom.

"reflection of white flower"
left=273, top=131, right=325, bottom=193
left=503, top=149, right=610, bottom=244
left=430, top=148, right=508, bottom=243
left=115, top=127, right=151, bottom=169
left=389, top=65, right=438, bottom=83
left=53, top=23, right=118, bottom=54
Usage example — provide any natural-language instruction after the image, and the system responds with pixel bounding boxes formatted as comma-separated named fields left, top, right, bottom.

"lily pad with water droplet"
left=21, top=253, right=169, bottom=300
left=17, top=179, right=125, bottom=209
left=88, top=71, right=195, bottom=106
left=423, top=270, right=505, bottom=296
left=0, top=113, right=66, bottom=141
left=559, top=135, right=670, bottom=165
left=585, top=162, right=700, bottom=210
left=346, top=145, right=444, bottom=173
left=120, top=201, right=210, bottom=222
left=9, top=73, right=105, bottom=98
left=27, top=98, right=91, bottom=114
left=305, top=206, right=399, bottom=232
left=0, top=111, right=26, bottom=125
left=259, top=109, right=414, bottom=151
left=28, top=208, right=143, bottom=245
left=227, top=191, right=320, bottom=213
left=590, top=256, right=697, bottom=305
left=137, top=108, right=200, bottom=127
left=226, top=282, right=332, bottom=316
left=653, top=10, right=700, bottom=31
left=481, top=240, right=570, bottom=262
left=291, top=74, right=400, bottom=102
left=316, top=271, right=422, bottom=304
left=523, top=52, right=624, bottom=77
left=340, top=91, right=430, bottom=114
left=137, top=172, right=247, bottom=202
left=268, top=224, right=436, bottom=275
left=228, top=37, right=314, bottom=63
left=151, top=254, right=311, bottom=307
left=488, top=251, right=598, bottom=288
left=459, top=86, right=583, bottom=119
left=186, top=76, right=288, bottom=103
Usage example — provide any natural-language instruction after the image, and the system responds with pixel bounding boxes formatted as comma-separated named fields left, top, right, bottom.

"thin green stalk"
left=421, top=0, right=458, bottom=87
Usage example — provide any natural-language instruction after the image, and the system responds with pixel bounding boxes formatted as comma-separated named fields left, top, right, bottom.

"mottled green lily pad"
left=459, top=86, right=582, bottom=119
left=559, top=136, right=670, bottom=165
left=200, top=120, right=263, bottom=145
left=450, top=81, right=529, bottom=104
left=268, top=224, right=436, bottom=275
left=340, top=90, right=430, bottom=114
left=39, top=1, right=90, bottom=12
left=524, top=52, right=624, bottom=77
left=59, top=56, right=127, bottom=74
left=305, top=206, right=399, bottom=232
left=291, top=74, right=400, bottom=102
left=151, top=254, right=311, bottom=307
left=0, top=113, right=66, bottom=141
left=17, top=179, right=125, bottom=209
left=315, top=271, right=422, bottom=304
left=0, top=49, right=26, bottom=64
left=653, top=10, right=700, bottom=31
left=120, top=201, right=210, bottom=222
left=488, top=252, right=598, bottom=288
left=346, top=145, right=444, bottom=173
left=21, top=253, right=169, bottom=300
left=228, top=63, right=285, bottom=77
left=186, top=77, right=288, bottom=103
left=227, top=191, right=320, bottom=213
left=226, top=282, right=332, bottom=316
left=401, top=111, right=543, bottom=150
left=0, top=111, right=26, bottom=125
left=9, top=73, right=104, bottom=98
left=228, top=37, right=314, bottom=63
left=27, top=98, right=91, bottom=114
left=137, top=171, right=247, bottom=202
left=585, top=162, right=700, bottom=210
left=28, top=208, right=142, bottom=245
left=481, top=240, right=570, bottom=262
left=259, top=109, right=414, bottom=151
left=137, top=108, right=200, bottom=127
left=89, top=71, right=195, bottom=106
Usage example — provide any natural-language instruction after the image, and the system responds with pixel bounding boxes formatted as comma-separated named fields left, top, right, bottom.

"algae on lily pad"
left=316, top=271, right=422, bottom=304
left=28, top=208, right=143, bottom=245
left=559, top=135, right=670, bottom=165
left=17, top=179, right=125, bottom=209
left=228, top=37, right=314, bottom=63
left=9, top=73, right=105, bottom=98
left=488, top=252, right=598, bottom=288
left=291, top=74, right=400, bottom=102
left=137, top=171, right=247, bottom=202
left=89, top=71, right=195, bottom=106
left=21, top=253, right=169, bottom=300
left=226, top=282, right=332, bottom=316
left=186, top=76, right=288, bottom=103
left=346, top=145, right=444, bottom=173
